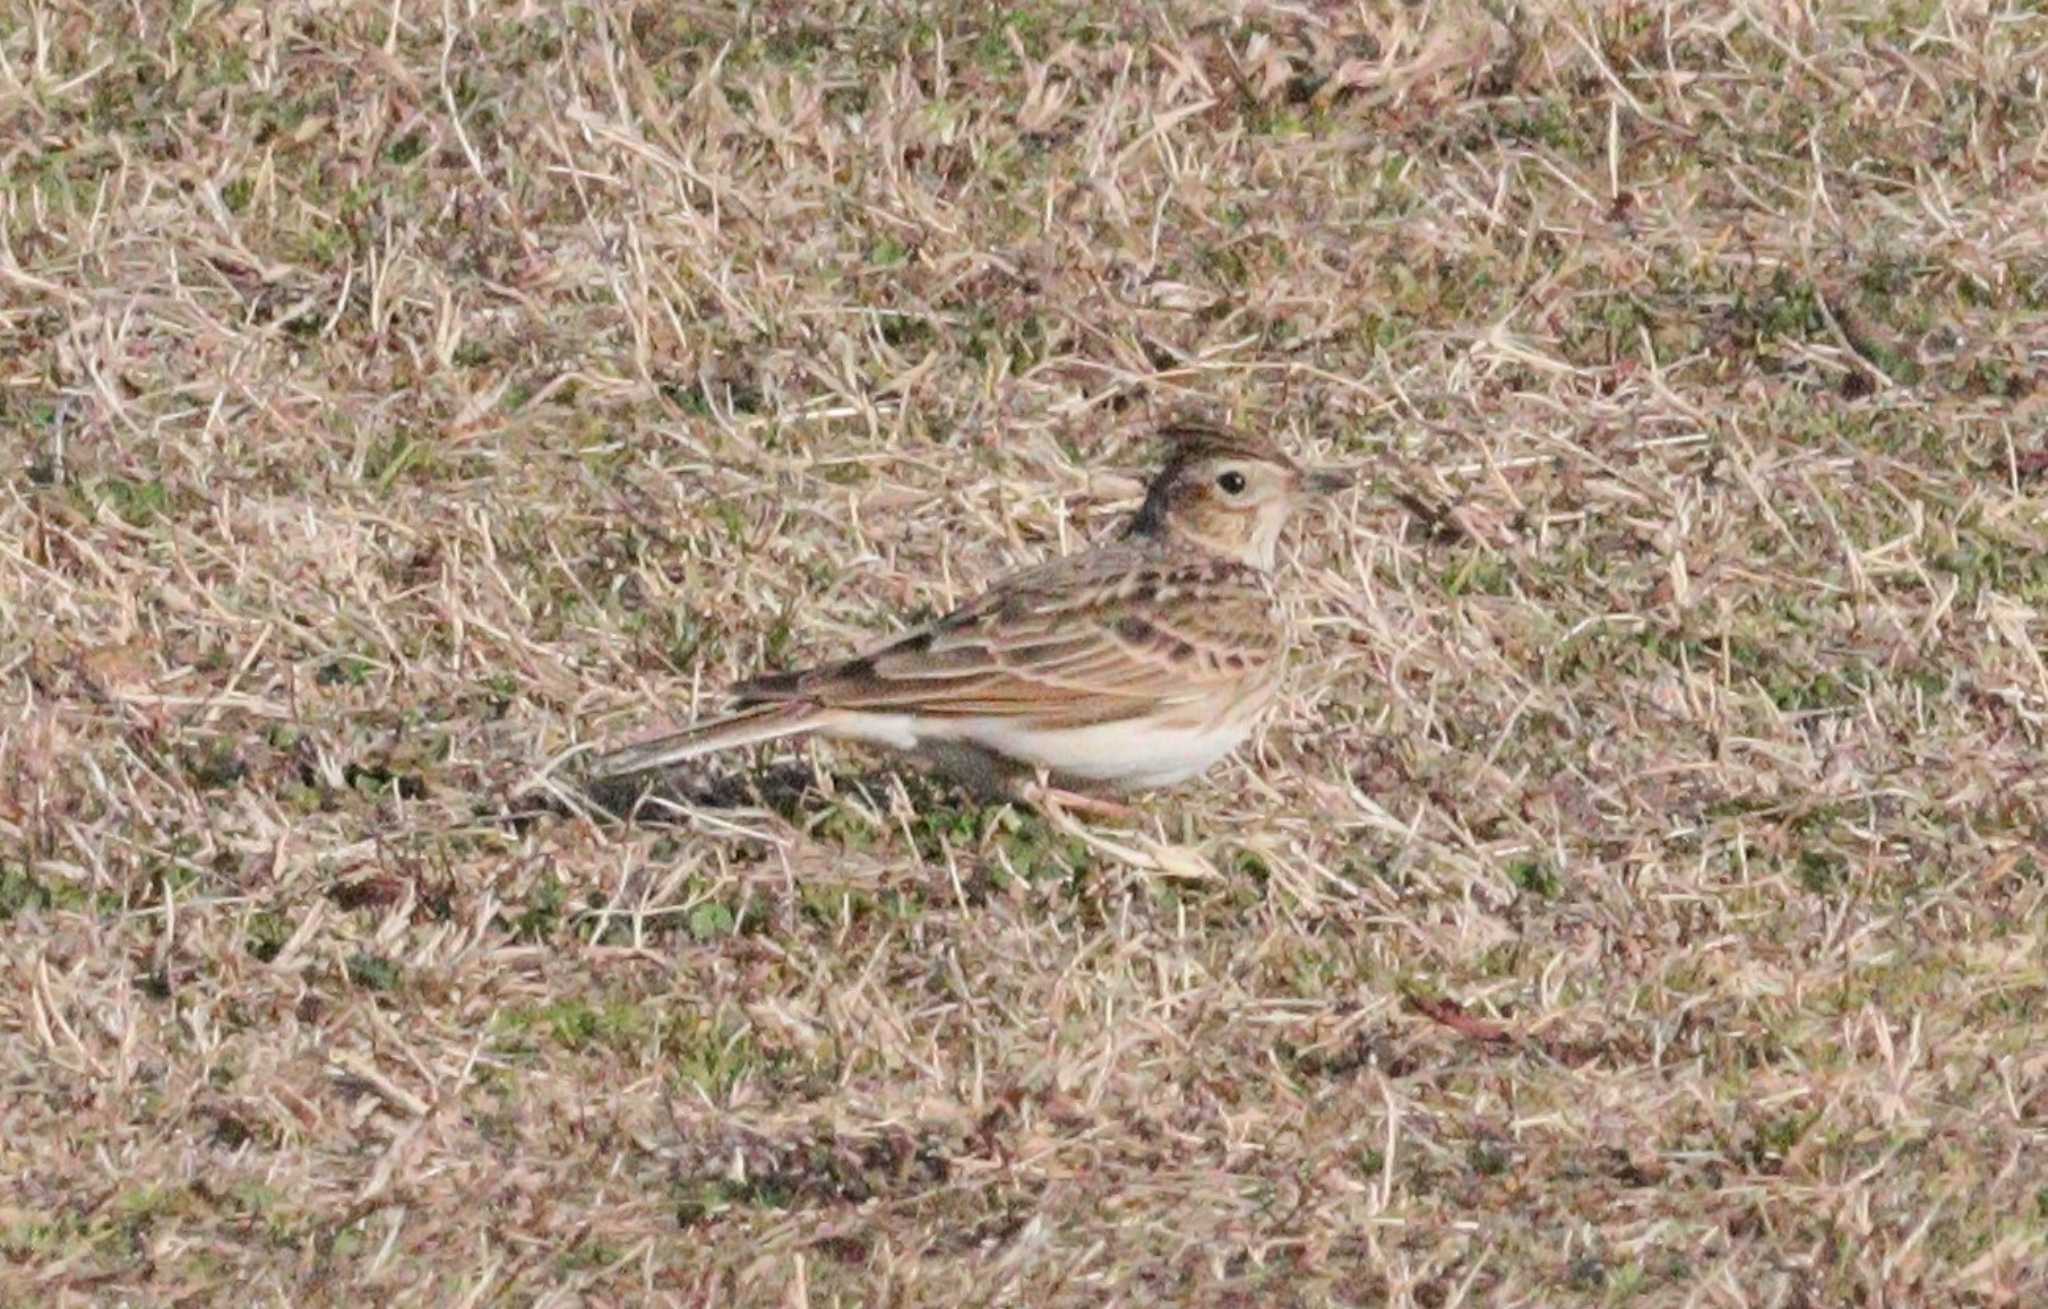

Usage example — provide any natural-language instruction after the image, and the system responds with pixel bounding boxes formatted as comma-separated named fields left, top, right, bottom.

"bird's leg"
left=1013, top=768, right=1139, bottom=822
left=1047, top=789, right=1139, bottom=821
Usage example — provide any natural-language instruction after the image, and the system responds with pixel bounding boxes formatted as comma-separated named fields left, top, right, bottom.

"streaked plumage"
left=594, top=423, right=1348, bottom=808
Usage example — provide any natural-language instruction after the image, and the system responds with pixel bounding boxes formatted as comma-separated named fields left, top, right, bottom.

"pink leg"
left=1013, top=773, right=1139, bottom=822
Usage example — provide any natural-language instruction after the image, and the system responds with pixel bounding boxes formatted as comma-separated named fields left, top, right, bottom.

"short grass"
left=4, top=1, right=2047, bottom=1304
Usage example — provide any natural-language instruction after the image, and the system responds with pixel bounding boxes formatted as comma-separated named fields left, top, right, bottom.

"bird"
left=592, top=422, right=1351, bottom=815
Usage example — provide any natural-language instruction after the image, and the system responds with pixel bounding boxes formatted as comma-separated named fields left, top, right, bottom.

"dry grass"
left=4, top=0, right=2048, bottom=1303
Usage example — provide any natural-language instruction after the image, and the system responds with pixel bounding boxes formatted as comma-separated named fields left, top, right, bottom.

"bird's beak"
left=1302, top=468, right=1353, bottom=496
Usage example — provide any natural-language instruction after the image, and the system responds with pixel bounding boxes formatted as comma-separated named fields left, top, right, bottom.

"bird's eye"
left=1216, top=470, right=1248, bottom=495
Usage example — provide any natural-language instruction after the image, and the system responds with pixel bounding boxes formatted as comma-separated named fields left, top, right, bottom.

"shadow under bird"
left=594, top=423, right=1351, bottom=815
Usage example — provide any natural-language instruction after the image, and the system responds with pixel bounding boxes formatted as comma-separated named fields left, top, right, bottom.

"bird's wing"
left=733, top=546, right=1279, bottom=728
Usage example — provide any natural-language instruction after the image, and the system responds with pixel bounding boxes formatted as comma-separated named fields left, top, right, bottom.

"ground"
left=4, top=1, right=2047, bottom=1304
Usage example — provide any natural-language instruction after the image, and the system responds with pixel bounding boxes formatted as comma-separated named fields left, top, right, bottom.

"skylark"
left=594, top=423, right=1350, bottom=813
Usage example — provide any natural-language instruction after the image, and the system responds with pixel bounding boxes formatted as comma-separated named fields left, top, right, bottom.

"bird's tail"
left=591, top=701, right=818, bottom=778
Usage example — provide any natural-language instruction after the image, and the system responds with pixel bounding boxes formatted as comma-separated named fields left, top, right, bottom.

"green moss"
left=344, top=953, right=403, bottom=992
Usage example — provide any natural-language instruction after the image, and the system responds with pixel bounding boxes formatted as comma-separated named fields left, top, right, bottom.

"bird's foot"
left=1014, top=773, right=1139, bottom=823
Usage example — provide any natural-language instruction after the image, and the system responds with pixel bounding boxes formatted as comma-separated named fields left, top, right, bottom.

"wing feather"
left=740, top=544, right=1279, bottom=727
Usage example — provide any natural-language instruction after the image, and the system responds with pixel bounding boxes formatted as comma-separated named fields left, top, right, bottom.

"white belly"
left=960, top=715, right=1251, bottom=789
left=825, top=711, right=1253, bottom=791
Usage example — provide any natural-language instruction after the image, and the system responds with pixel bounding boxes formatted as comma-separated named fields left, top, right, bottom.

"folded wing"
left=732, top=546, right=1278, bottom=729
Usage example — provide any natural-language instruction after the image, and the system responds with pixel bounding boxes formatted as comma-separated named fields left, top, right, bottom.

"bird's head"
left=1125, top=423, right=1351, bottom=569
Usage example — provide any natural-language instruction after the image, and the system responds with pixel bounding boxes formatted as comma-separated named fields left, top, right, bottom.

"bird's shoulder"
left=935, top=541, right=1281, bottom=668
left=741, top=541, right=1278, bottom=714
